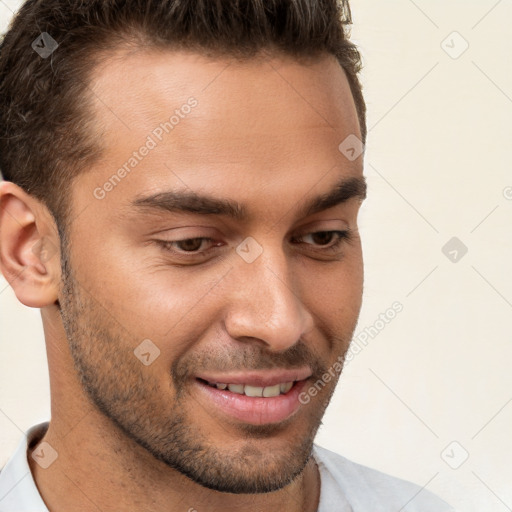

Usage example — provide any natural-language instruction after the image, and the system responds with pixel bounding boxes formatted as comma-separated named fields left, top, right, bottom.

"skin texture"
left=0, top=49, right=365, bottom=512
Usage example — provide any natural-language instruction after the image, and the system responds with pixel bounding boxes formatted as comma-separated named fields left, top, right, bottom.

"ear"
left=0, top=181, right=61, bottom=308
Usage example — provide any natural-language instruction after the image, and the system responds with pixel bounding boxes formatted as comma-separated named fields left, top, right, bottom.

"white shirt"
left=0, top=422, right=454, bottom=511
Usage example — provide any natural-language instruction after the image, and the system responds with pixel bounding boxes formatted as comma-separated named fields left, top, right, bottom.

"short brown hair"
left=0, top=0, right=366, bottom=230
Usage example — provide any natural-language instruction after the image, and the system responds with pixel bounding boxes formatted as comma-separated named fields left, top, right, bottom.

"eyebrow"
left=131, top=175, right=367, bottom=221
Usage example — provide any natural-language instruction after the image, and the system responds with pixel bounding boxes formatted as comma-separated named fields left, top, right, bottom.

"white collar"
left=0, top=421, right=50, bottom=512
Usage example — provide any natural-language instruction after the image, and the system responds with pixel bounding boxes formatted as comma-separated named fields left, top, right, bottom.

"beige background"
left=1, top=1, right=511, bottom=510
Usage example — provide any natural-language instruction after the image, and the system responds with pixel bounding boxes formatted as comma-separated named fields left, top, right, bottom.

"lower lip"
left=194, top=379, right=308, bottom=426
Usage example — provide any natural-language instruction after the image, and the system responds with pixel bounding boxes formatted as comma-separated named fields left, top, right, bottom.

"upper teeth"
left=208, top=381, right=294, bottom=397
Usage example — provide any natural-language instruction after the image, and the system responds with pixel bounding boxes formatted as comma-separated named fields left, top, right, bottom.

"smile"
left=193, top=372, right=311, bottom=425
left=202, top=380, right=294, bottom=397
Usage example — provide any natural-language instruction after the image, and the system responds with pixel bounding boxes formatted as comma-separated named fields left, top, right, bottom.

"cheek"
left=71, top=247, right=225, bottom=364
left=302, top=253, right=363, bottom=316
left=298, top=254, right=363, bottom=360
left=69, top=238, right=243, bottom=387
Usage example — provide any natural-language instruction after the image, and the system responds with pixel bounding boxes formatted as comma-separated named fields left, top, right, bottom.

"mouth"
left=197, top=378, right=295, bottom=397
left=192, top=369, right=311, bottom=426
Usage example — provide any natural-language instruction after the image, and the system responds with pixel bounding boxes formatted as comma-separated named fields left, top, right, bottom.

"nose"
left=223, top=245, right=315, bottom=352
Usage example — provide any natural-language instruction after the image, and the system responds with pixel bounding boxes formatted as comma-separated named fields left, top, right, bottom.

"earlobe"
left=0, top=181, right=61, bottom=308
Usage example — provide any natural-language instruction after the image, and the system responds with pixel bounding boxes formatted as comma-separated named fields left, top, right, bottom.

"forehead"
left=80, top=49, right=362, bottom=218
left=89, top=48, right=359, bottom=127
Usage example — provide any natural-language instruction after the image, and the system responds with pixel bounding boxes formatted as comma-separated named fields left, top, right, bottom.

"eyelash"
left=155, top=230, right=353, bottom=260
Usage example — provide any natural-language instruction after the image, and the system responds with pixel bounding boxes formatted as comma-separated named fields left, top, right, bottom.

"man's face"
left=58, top=49, right=365, bottom=493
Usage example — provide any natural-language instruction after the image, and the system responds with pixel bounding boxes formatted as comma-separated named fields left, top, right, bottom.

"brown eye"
left=156, top=237, right=222, bottom=258
left=292, top=230, right=351, bottom=251
left=309, top=231, right=337, bottom=245
left=175, top=238, right=206, bottom=252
